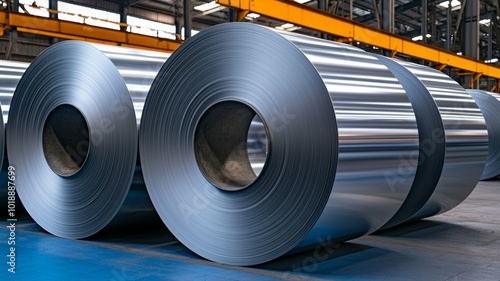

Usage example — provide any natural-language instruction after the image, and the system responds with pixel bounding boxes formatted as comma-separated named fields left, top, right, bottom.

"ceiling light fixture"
left=412, top=34, right=431, bottom=41
left=479, top=19, right=491, bottom=26
left=275, top=23, right=301, bottom=32
left=438, top=0, right=461, bottom=11
left=438, top=0, right=461, bottom=8
left=194, top=1, right=220, bottom=12
left=246, top=13, right=260, bottom=19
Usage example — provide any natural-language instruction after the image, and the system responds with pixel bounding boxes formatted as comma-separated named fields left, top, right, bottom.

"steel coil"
left=0, top=60, right=29, bottom=167
left=372, top=55, right=442, bottom=229
left=7, top=41, right=169, bottom=238
left=0, top=60, right=28, bottom=125
left=372, top=56, right=487, bottom=228
left=140, top=23, right=420, bottom=265
left=0, top=60, right=28, bottom=213
left=468, top=89, right=500, bottom=180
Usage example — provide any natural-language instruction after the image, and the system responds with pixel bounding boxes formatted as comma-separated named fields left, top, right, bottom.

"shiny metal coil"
left=0, top=60, right=28, bottom=210
left=372, top=56, right=488, bottom=228
left=139, top=22, right=420, bottom=265
left=468, top=89, right=500, bottom=180
left=384, top=60, right=488, bottom=222
left=0, top=60, right=28, bottom=125
left=7, top=41, right=169, bottom=238
left=372, top=55, right=443, bottom=229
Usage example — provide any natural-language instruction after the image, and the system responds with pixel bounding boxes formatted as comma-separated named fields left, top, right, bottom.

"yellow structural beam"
left=217, top=0, right=500, bottom=81
left=0, top=11, right=181, bottom=53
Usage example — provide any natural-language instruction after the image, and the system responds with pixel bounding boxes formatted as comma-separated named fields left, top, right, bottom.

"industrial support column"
left=49, top=0, right=59, bottom=44
left=12, top=0, right=18, bottom=11
left=381, top=0, right=394, bottom=33
left=430, top=5, right=436, bottom=42
left=119, top=4, right=128, bottom=32
left=6, top=0, right=19, bottom=60
left=317, top=0, right=327, bottom=39
left=175, top=3, right=182, bottom=40
left=488, top=13, right=494, bottom=90
left=381, top=0, right=394, bottom=56
left=463, top=0, right=480, bottom=88
left=444, top=0, right=453, bottom=76
left=422, top=0, right=428, bottom=43
left=49, top=0, right=57, bottom=18
left=446, top=0, right=452, bottom=50
left=350, top=0, right=353, bottom=20
left=229, top=9, right=237, bottom=22
left=184, top=0, right=191, bottom=39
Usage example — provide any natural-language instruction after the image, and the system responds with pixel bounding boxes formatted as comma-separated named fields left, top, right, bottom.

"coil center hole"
left=194, top=101, right=269, bottom=191
left=42, top=104, right=90, bottom=177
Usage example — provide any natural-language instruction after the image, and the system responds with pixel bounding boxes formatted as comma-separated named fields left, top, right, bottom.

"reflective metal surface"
left=94, top=44, right=169, bottom=127
left=0, top=60, right=28, bottom=124
left=468, top=89, right=500, bottom=180
left=373, top=55, right=446, bottom=229
left=93, top=44, right=169, bottom=229
left=139, top=22, right=419, bottom=265
left=0, top=60, right=28, bottom=211
left=393, top=61, right=488, bottom=221
left=247, top=115, right=267, bottom=175
left=7, top=41, right=168, bottom=238
left=280, top=30, right=420, bottom=251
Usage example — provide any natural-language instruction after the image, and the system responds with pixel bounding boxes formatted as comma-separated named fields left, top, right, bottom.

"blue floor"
left=2, top=180, right=500, bottom=280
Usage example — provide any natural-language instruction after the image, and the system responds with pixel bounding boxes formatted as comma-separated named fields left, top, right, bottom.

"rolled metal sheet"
left=467, top=89, right=500, bottom=180
left=380, top=59, right=487, bottom=222
left=0, top=60, right=28, bottom=125
left=0, top=60, right=28, bottom=214
left=7, top=41, right=169, bottom=238
left=247, top=115, right=267, bottom=176
left=92, top=44, right=170, bottom=127
left=372, top=55, right=446, bottom=229
left=140, top=22, right=419, bottom=265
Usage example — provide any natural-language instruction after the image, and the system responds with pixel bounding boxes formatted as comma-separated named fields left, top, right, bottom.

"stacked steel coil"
left=139, top=23, right=488, bottom=265
left=468, top=89, right=500, bottom=180
left=373, top=55, right=488, bottom=228
left=3, top=22, right=494, bottom=266
left=0, top=60, right=29, bottom=213
left=7, top=42, right=169, bottom=238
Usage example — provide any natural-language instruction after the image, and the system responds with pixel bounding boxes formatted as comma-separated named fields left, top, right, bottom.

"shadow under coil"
left=467, top=89, right=500, bottom=180
left=7, top=41, right=169, bottom=238
left=140, top=22, right=420, bottom=265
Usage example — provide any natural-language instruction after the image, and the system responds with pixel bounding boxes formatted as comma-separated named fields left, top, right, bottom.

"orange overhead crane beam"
left=217, top=0, right=500, bottom=84
left=0, top=10, right=181, bottom=53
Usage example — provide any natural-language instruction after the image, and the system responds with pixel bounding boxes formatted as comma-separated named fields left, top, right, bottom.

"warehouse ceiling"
left=106, top=0, right=499, bottom=63
left=17, top=0, right=500, bottom=66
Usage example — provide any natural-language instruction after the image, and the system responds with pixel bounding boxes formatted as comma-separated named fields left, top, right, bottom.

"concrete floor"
left=2, top=179, right=499, bottom=280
